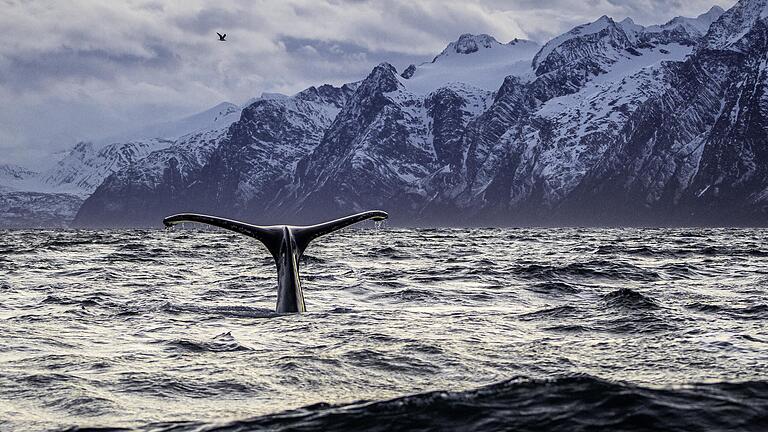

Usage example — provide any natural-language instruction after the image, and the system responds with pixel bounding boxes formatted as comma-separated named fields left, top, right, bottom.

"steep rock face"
left=459, top=76, right=539, bottom=205
left=534, top=16, right=634, bottom=77
left=438, top=33, right=500, bottom=56
left=194, top=85, right=356, bottom=219
left=426, top=88, right=472, bottom=165
left=564, top=0, right=768, bottom=224
left=672, top=15, right=768, bottom=220
left=280, top=64, right=436, bottom=220
left=272, top=64, right=498, bottom=223
left=703, top=0, right=768, bottom=50
left=401, top=64, right=416, bottom=79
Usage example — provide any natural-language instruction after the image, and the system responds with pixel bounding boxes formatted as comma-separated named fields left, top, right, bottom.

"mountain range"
left=3, top=0, right=767, bottom=227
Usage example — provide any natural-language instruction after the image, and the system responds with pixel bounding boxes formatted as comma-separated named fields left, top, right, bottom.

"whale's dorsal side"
left=163, top=210, right=388, bottom=313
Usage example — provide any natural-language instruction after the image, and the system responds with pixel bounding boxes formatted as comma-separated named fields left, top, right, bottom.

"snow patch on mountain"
left=538, top=43, right=692, bottom=119
left=646, top=6, right=725, bottom=36
left=403, top=34, right=540, bottom=94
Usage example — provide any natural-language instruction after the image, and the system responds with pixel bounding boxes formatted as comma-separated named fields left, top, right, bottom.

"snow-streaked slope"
left=703, top=0, right=768, bottom=50
left=537, top=43, right=693, bottom=120
left=522, top=43, right=692, bottom=205
left=534, top=16, right=620, bottom=70
left=40, top=139, right=174, bottom=195
left=402, top=34, right=540, bottom=94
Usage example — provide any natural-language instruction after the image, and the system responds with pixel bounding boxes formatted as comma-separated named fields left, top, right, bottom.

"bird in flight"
left=217, top=32, right=227, bottom=41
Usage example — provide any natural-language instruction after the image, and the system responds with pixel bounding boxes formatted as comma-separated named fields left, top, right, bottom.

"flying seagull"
left=217, top=32, right=226, bottom=41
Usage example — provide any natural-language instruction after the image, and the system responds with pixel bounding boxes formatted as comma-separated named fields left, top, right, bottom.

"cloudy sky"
left=0, top=0, right=736, bottom=167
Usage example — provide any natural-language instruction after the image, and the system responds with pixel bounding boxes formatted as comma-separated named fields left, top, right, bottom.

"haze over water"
left=1, top=227, right=767, bottom=430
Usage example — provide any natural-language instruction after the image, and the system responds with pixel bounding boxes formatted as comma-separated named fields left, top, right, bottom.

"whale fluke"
left=163, top=210, right=388, bottom=313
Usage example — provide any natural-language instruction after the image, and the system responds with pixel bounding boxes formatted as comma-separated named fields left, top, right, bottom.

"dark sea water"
left=1, top=227, right=767, bottom=431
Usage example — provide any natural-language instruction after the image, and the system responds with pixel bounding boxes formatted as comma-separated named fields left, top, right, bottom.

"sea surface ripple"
left=0, top=227, right=767, bottom=431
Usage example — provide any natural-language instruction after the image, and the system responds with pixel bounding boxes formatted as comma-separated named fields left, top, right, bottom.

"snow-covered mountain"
left=0, top=101, right=243, bottom=227
left=6, top=1, right=768, bottom=227
left=75, top=84, right=357, bottom=226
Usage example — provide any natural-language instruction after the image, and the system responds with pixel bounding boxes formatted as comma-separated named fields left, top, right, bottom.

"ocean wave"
left=601, top=288, right=660, bottom=310
left=134, top=376, right=768, bottom=432
left=525, top=281, right=580, bottom=295
left=162, top=332, right=251, bottom=353
left=514, top=260, right=660, bottom=282
left=687, top=302, right=768, bottom=320
left=520, top=305, right=582, bottom=320
left=365, top=246, right=413, bottom=260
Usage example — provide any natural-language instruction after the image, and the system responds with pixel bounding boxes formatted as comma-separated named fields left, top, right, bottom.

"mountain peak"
left=373, top=62, right=398, bottom=76
left=533, top=15, right=625, bottom=72
left=455, top=33, right=498, bottom=53
left=434, top=33, right=501, bottom=60
left=705, top=5, right=726, bottom=16
left=359, top=62, right=400, bottom=93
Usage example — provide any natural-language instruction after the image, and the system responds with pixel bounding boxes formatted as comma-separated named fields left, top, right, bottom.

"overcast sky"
left=0, top=0, right=737, bottom=167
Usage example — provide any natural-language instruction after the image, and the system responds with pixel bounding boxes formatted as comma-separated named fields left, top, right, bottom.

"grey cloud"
left=174, top=6, right=262, bottom=34
left=0, top=44, right=180, bottom=92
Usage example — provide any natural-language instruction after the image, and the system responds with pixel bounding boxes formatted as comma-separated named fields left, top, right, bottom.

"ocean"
left=1, top=227, right=767, bottom=431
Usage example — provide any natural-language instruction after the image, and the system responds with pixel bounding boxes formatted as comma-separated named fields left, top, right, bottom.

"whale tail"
left=162, top=210, right=388, bottom=312
left=162, top=210, right=387, bottom=258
